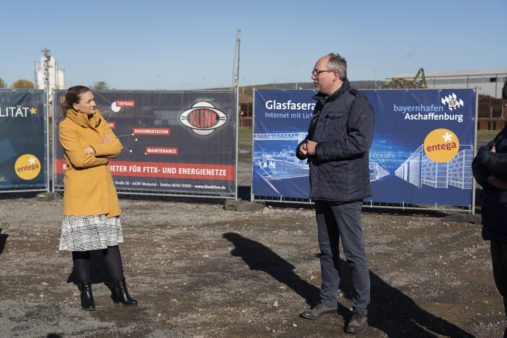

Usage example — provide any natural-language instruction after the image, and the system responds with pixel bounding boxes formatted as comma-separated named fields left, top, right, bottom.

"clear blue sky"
left=1, top=0, right=506, bottom=90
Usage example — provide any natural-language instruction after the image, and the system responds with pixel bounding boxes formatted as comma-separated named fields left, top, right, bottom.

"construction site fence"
left=251, top=89, right=478, bottom=213
left=0, top=89, right=238, bottom=200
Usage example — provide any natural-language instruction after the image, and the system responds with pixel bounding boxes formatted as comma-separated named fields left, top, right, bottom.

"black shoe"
left=111, top=278, right=138, bottom=306
left=77, top=282, right=95, bottom=311
left=345, top=310, right=367, bottom=333
left=300, top=303, right=337, bottom=320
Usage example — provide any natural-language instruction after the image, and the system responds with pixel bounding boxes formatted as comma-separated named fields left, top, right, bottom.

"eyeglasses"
left=312, top=69, right=333, bottom=76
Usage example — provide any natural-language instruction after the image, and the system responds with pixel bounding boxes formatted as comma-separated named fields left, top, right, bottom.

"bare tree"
left=92, top=81, right=109, bottom=91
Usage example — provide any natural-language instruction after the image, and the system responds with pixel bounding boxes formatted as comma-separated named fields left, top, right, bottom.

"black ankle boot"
left=77, top=282, right=95, bottom=311
left=111, top=278, right=138, bottom=306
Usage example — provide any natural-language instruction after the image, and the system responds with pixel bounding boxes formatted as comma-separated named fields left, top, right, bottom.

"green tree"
left=92, top=81, right=109, bottom=91
left=11, top=79, right=35, bottom=89
left=0, top=77, right=6, bottom=88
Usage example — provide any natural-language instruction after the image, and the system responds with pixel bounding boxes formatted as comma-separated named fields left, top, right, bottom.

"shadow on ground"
left=223, top=232, right=320, bottom=307
left=224, top=232, right=474, bottom=337
left=237, top=185, right=251, bottom=201
left=0, top=228, right=8, bottom=255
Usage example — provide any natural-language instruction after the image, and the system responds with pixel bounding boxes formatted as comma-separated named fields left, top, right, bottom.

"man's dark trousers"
left=316, top=200, right=370, bottom=315
left=491, top=240, right=507, bottom=315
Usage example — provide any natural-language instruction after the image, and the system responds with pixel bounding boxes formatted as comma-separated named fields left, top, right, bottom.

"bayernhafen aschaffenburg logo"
left=180, top=102, right=227, bottom=135
left=441, top=93, right=464, bottom=111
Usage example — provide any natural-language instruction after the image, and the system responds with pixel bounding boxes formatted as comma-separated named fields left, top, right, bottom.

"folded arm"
left=90, top=124, right=122, bottom=159
left=473, top=143, right=507, bottom=190
left=59, top=125, right=108, bottom=169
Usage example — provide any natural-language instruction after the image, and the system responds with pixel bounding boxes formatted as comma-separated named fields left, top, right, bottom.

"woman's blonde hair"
left=60, top=85, right=91, bottom=117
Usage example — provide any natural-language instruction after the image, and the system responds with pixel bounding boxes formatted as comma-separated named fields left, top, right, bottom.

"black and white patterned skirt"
left=59, top=215, right=124, bottom=251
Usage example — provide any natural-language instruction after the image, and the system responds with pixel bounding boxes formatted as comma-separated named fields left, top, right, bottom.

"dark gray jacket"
left=472, top=126, right=507, bottom=242
left=296, top=79, right=375, bottom=202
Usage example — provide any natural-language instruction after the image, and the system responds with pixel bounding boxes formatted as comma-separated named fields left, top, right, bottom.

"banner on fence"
left=252, top=89, right=476, bottom=207
left=53, top=90, right=237, bottom=197
left=0, top=89, right=47, bottom=192
left=252, top=90, right=312, bottom=200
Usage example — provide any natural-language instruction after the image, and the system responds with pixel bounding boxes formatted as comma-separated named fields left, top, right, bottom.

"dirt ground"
left=1, top=134, right=506, bottom=337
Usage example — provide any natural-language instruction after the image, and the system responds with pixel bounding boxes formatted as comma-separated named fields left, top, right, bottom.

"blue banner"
left=252, top=89, right=476, bottom=207
left=0, top=89, right=48, bottom=192
left=252, top=90, right=313, bottom=199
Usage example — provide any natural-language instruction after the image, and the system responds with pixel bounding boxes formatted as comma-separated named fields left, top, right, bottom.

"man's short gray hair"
left=326, top=53, right=347, bottom=81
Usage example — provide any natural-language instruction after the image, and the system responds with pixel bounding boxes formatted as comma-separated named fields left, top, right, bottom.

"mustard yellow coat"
left=59, top=109, right=122, bottom=217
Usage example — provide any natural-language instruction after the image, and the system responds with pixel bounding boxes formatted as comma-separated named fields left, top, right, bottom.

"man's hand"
left=306, top=140, right=317, bottom=155
left=299, top=142, right=308, bottom=158
left=104, top=134, right=113, bottom=144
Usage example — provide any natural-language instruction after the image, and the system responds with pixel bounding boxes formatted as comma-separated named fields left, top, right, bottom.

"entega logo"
left=423, top=128, right=459, bottom=163
left=441, top=93, right=464, bottom=111
left=15, top=154, right=41, bottom=180
left=180, top=102, right=227, bottom=135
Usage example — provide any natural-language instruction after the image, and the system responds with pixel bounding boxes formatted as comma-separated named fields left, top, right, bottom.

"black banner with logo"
left=0, top=89, right=48, bottom=192
left=53, top=90, right=237, bottom=198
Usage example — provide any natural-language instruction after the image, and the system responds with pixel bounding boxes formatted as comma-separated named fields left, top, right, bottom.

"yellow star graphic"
left=30, top=107, right=37, bottom=115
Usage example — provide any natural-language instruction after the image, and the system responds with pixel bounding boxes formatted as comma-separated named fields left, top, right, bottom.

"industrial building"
left=34, top=49, right=65, bottom=109
left=388, top=69, right=507, bottom=99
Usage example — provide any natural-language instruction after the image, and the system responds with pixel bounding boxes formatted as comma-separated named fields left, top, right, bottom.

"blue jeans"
left=315, top=200, right=370, bottom=315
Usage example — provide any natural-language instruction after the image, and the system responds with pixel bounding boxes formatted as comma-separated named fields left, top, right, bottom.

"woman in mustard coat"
left=58, top=85, right=137, bottom=310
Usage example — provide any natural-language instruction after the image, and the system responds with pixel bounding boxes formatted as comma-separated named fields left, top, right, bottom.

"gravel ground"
left=0, top=134, right=505, bottom=337
left=0, top=194, right=503, bottom=338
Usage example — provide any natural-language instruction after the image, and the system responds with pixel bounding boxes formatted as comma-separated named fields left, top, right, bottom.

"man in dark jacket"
left=297, top=53, right=374, bottom=333
left=472, top=126, right=507, bottom=317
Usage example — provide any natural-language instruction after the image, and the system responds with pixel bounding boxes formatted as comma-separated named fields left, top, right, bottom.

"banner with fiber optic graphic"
left=364, top=89, right=475, bottom=207
left=0, top=89, right=48, bottom=192
left=252, top=89, right=476, bottom=208
left=53, top=90, right=237, bottom=198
